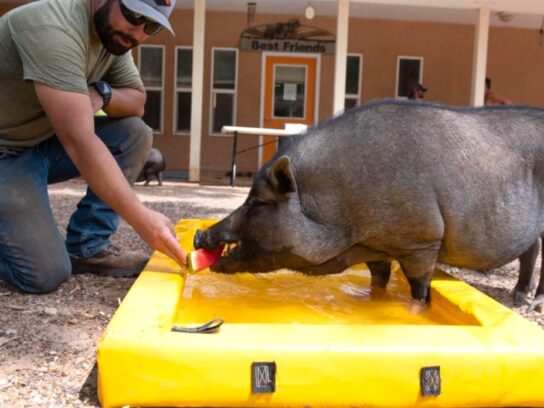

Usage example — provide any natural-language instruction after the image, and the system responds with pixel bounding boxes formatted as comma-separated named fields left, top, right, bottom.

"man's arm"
left=485, top=91, right=512, bottom=106
left=89, top=84, right=146, bottom=117
left=491, top=93, right=512, bottom=105
left=34, top=81, right=186, bottom=266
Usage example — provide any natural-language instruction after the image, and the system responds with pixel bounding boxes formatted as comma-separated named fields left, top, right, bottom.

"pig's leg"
left=529, top=274, right=544, bottom=313
left=367, top=261, right=392, bottom=288
left=157, top=172, right=163, bottom=186
left=528, top=238, right=544, bottom=313
left=513, top=240, right=539, bottom=306
left=529, top=287, right=544, bottom=313
left=397, top=249, right=439, bottom=302
left=406, top=274, right=433, bottom=303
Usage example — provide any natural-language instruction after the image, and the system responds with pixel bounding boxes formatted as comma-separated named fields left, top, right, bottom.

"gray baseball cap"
left=121, top=0, right=176, bottom=35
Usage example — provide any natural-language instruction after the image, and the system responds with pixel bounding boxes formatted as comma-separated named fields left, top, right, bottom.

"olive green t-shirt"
left=0, top=0, right=143, bottom=147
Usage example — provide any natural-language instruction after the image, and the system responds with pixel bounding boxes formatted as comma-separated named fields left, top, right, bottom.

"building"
left=2, top=0, right=544, bottom=181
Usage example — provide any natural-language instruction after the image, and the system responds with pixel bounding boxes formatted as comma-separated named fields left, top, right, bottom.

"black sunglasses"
left=120, top=2, right=162, bottom=36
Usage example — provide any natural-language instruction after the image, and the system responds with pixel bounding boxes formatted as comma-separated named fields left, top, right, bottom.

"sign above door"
left=240, top=18, right=335, bottom=54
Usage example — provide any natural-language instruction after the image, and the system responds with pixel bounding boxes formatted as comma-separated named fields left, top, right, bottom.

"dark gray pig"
left=195, top=100, right=544, bottom=308
left=137, top=148, right=166, bottom=186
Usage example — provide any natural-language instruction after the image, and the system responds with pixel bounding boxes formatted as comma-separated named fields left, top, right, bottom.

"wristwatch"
left=93, top=81, right=112, bottom=108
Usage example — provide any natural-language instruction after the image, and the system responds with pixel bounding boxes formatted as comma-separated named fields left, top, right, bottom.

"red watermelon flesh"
left=188, top=245, right=225, bottom=272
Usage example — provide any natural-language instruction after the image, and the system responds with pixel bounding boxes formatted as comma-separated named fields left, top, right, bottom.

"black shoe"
left=71, top=244, right=149, bottom=277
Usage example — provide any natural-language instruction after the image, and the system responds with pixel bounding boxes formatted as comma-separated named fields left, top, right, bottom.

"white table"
left=221, top=125, right=305, bottom=186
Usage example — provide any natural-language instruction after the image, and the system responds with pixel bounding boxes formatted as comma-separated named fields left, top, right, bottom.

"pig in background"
left=137, top=148, right=166, bottom=186
left=195, top=100, right=544, bottom=311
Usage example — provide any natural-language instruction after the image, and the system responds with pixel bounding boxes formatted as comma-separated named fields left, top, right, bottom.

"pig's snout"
left=193, top=229, right=223, bottom=250
left=193, top=229, right=207, bottom=249
left=194, top=228, right=240, bottom=250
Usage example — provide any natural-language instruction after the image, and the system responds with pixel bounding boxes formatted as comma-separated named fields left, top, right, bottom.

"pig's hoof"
left=527, top=296, right=544, bottom=313
left=369, top=286, right=387, bottom=300
left=407, top=299, right=428, bottom=315
left=513, top=290, right=530, bottom=307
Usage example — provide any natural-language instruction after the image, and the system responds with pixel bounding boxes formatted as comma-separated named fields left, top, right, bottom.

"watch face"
left=96, top=82, right=111, bottom=96
left=95, top=81, right=112, bottom=107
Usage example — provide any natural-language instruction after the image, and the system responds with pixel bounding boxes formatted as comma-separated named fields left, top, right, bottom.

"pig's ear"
left=269, top=155, right=297, bottom=197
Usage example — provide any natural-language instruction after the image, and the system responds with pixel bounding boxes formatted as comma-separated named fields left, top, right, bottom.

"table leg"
left=230, top=131, right=238, bottom=187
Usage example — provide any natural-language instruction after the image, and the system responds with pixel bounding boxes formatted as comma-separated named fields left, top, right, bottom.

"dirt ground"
left=0, top=178, right=543, bottom=407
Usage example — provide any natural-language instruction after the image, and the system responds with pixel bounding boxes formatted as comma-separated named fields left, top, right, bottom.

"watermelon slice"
left=188, top=245, right=225, bottom=272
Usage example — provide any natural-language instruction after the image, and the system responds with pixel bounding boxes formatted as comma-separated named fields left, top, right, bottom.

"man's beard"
left=94, top=0, right=139, bottom=56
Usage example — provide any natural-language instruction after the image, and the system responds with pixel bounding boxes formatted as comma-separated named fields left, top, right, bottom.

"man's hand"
left=131, top=206, right=187, bottom=266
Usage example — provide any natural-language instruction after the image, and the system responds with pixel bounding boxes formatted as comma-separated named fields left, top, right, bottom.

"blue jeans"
left=0, top=116, right=152, bottom=293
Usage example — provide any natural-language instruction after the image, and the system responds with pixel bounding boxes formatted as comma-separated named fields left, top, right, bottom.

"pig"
left=194, top=100, right=544, bottom=309
left=137, top=148, right=166, bottom=186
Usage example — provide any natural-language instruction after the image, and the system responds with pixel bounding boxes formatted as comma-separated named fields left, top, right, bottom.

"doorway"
left=261, top=54, right=318, bottom=165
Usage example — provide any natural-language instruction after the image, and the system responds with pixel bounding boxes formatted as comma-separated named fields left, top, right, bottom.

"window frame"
left=271, top=63, right=308, bottom=120
left=395, top=56, right=424, bottom=99
left=345, top=53, right=363, bottom=108
left=138, top=44, right=165, bottom=134
left=209, top=47, right=238, bottom=137
left=173, top=45, right=193, bottom=136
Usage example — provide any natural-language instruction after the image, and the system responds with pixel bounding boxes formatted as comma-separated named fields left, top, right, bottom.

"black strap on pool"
left=171, top=318, right=224, bottom=334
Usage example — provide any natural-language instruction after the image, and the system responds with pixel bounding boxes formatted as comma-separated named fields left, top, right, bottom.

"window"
left=396, top=56, right=423, bottom=98
left=273, top=65, right=306, bottom=119
left=210, top=48, right=237, bottom=135
left=139, top=45, right=164, bottom=132
left=345, top=54, right=362, bottom=109
left=175, top=47, right=192, bottom=134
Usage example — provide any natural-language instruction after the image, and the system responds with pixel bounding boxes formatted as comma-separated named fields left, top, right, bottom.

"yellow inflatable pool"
left=97, top=219, right=544, bottom=408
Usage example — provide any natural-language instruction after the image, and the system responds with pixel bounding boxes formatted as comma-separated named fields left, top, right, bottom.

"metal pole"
left=230, top=131, right=238, bottom=187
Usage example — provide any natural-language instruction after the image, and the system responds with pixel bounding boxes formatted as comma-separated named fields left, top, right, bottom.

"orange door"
left=262, top=55, right=317, bottom=164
